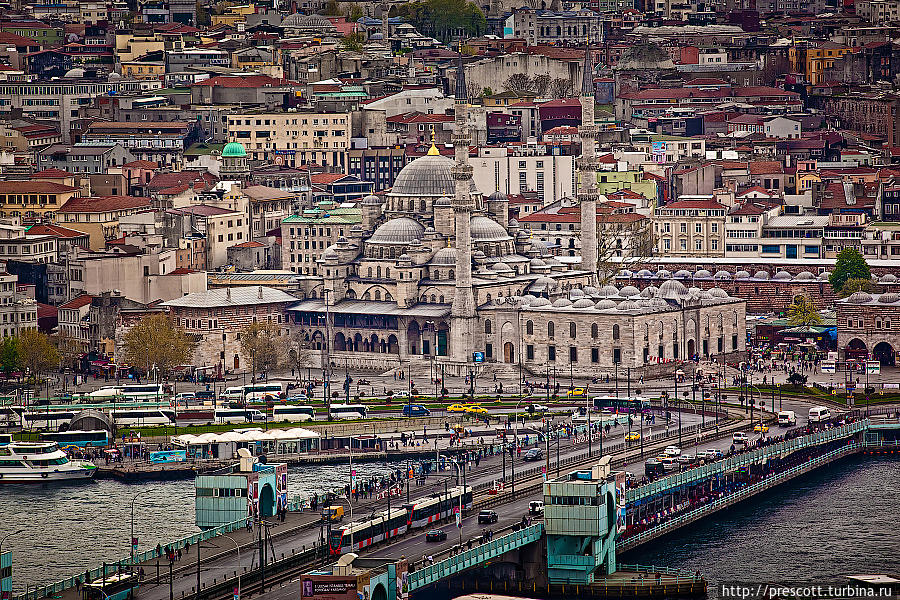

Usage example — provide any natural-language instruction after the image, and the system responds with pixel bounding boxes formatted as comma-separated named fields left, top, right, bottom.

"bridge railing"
left=618, top=443, right=859, bottom=549
left=408, top=523, right=544, bottom=591
left=626, top=420, right=867, bottom=502
left=13, top=516, right=250, bottom=600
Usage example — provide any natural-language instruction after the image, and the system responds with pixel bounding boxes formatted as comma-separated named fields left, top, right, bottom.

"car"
left=660, top=457, right=680, bottom=472
left=528, top=501, right=544, bottom=515
left=523, top=448, right=543, bottom=461
left=754, top=424, right=769, bottom=433
left=478, top=510, right=498, bottom=524
left=625, top=432, right=641, bottom=442
left=402, top=404, right=431, bottom=417
left=733, top=432, right=749, bottom=444
left=528, top=403, right=549, bottom=413
left=465, top=406, right=488, bottom=415
left=663, top=446, right=681, bottom=457
left=393, top=391, right=410, bottom=399
left=321, top=506, right=344, bottom=522
left=286, top=393, right=309, bottom=402
left=447, top=404, right=468, bottom=413
left=566, top=388, right=587, bottom=397
left=645, top=458, right=666, bottom=479
left=425, top=530, right=447, bottom=542
left=699, top=449, right=723, bottom=461
left=676, top=454, right=696, bottom=466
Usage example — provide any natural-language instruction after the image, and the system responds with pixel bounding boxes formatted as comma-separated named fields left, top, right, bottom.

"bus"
left=40, top=430, right=109, bottom=448
left=243, top=383, right=284, bottom=402
left=222, top=387, right=245, bottom=403
left=111, top=409, right=175, bottom=426
left=592, top=396, right=652, bottom=413
left=214, top=408, right=265, bottom=423
left=82, top=571, right=139, bottom=600
left=330, top=404, right=368, bottom=420
left=272, top=405, right=316, bottom=422
left=21, top=410, right=75, bottom=430
left=82, top=384, right=165, bottom=402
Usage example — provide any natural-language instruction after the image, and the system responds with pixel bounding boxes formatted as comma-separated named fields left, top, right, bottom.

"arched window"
left=377, top=266, right=382, bottom=278
left=526, top=320, right=534, bottom=335
left=439, top=295, right=444, bottom=303
left=612, top=324, right=620, bottom=340
left=449, top=269, right=455, bottom=279
left=367, top=267, right=372, bottom=277
left=420, top=200, right=427, bottom=212
left=569, top=322, right=576, bottom=339
left=385, top=267, right=390, bottom=278
left=591, top=323, right=598, bottom=338
left=431, top=294, right=436, bottom=302
left=385, top=292, right=393, bottom=301
left=548, top=321, right=555, bottom=339
left=485, top=320, right=492, bottom=334
left=374, top=290, right=381, bottom=301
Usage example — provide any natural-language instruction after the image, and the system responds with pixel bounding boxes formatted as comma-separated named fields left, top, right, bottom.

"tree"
left=347, top=4, right=363, bottom=21
left=549, top=77, right=574, bottom=98
left=595, top=213, right=654, bottom=285
left=503, top=73, right=534, bottom=94
left=839, top=277, right=875, bottom=297
left=340, top=31, right=365, bottom=51
left=123, top=313, right=197, bottom=378
left=239, top=322, right=286, bottom=382
left=0, top=336, right=20, bottom=375
left=395, top=0, right=485, bottom=42
left=787, top=295, right=822, bottom=326
left=481, top=87, right=493, bottom=97
left=787, top=372, right=808, bottom=387
left=531, top=74, right=551, bottom=96
left=53, top=330, right=80, bottom=370
left=18, top=330, right=59, bottom=382
left=830, top=248, right=871, bottom=293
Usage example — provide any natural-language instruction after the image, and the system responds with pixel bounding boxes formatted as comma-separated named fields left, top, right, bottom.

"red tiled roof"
left=231, top=241, right=265, bottom=248
left=26, top=223, right=89, bottom=238
left=310, top=172, right=347, bottom=185
left=123, top=160, right=158, bottom=169
left=748, top=161, right=783, bottom=175
left=148, top=171, right=216, bottom=191
left=0, top=181, right=77, bottom=194
left=661, top=199, right=726, bottom=210
left=0, top=31, right=38, bottom=45
left=58, top=195, right=151, bottom=213
left=31, top=168, right=74, bottom=179
left=385, top=112, right=453, bottom=124
left=59, top=294, right=94, bottom=310
left=737, top=186, right=772, bottom=197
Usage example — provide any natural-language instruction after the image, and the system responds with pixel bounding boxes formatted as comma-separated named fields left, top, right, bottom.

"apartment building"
left=0, top=273, right=37, bottom=337
left=654, top=197, right=727, bottom=257
left=281, top=202, right=361, bottom=275
left=226, top=111, right=351, bottom=169
left=0, top=180, right=79, bottom=221
left=80, top=122, right=192, bottom=168
left=470, top=146, right=575, bottom=205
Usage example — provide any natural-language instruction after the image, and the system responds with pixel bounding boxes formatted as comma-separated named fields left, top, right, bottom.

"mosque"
left=286, top=53, right=747, bottom=378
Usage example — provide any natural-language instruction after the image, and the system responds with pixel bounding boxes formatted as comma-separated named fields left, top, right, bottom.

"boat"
left=0, top=441, right=97, bottom=483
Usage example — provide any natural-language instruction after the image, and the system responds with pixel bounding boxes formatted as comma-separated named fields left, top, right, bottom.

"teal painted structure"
left=2, top=551, right=11, bottom=600
left=195, top=462, right=286, bottom=529
left=407, top=524, right=544, bottom=591
left=543, top=464, right=620, bottom=584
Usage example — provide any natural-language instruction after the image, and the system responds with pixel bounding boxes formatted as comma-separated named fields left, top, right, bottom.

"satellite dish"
left=237, top=448, right=252, bottom=458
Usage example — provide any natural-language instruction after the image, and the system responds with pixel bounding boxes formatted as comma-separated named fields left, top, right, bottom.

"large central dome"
left=391, top=154, right=455, bottom=197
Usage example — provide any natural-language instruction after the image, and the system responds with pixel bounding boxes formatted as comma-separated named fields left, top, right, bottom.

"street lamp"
left=130, top=490, right=152, bottom=563
left=0, top=529, right=22, bottom=568
left=221, top=535, right=241, bottom=600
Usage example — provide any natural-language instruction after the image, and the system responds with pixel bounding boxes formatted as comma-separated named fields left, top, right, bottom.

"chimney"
left=226, top=287, right=232, bottom=302
left=258, top=286, right=263, bottom=299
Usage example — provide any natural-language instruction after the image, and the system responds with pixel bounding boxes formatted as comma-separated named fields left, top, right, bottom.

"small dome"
left=488, top=190, right=508, bottom=202
left=754, top=271, right=770, bottom=280
left=322, top=247, right=338, bottom=260
left=530, top=297, right=552, bottom=307
left=618, top=300, right=640, bottom=311
left=637, top=269, right=654, bottom=278
left=651, top=298, right=669, bottom=309
left=655, top=269, right=672, bottom=278
left=369, top=217, right=425, bottom=245
left=619, top=269, right=633, bottom=278
left=552, top=297, right=573, bottom=308
left=689, top=287, right=702, bottom=295
left=640, top=285, right=658, bottom=298
left=572, top=298, right=595, bottom=308
left=699, top=291, right=714, bottom=300
left=222, top=142, right=247, bottom=158
left=569, top=288, right=586, bottom=299
left=709, top=287, right=729, bottom=298
left=735, top=270, right=751, bottom=279
left=596, top=299, right=617, bottom=309
left=530, top=258, right=547, bottom=267
left=795, top=271, right=815, bottom=281
left=583, top=286, right=599, bottom=296
left=490, top=262, right=513, bottom=272
left=508, top=218, right=519, bottom=227
left=599, top=285, right=619, bottom=297
left=521, top=294, right=537, bottom=305
left=362, top=194, right=381, bottom=205
left=714, top=270, right=731, bottom=279
left=430, top=247, right=456, bottom=266
left=470, top=216, right=511, bottom=242
left=398, top=253, right=412, bottom=262
left=534, top=276, right=557, bottom=289
left=773, top=270, right=791, bottom=280
left=695, top=269, right=712, bottom=278
left=818, top=271, right=831, bottom=280
left=880, top=273, right=898, bottom=283
left=619, top=285, right=640, bottom=297
left=674, top=270, right=692, bottom=279
left=434, top=196, right=451, bottom=207
left=881, top=292, right=899, bottom=303
left=659, top=279, right=689, bottom=299
left=848, top=291, right=873, bottom=304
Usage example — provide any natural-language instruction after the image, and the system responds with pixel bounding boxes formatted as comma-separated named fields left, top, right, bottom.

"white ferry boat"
left=0, top=441, right=97, bottom=483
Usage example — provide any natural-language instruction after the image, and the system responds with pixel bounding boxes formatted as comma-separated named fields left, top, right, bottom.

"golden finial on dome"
left=427, top=125, right=439, bottom=155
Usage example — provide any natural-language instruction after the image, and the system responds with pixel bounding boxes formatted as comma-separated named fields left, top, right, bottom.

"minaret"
left=450, top=54, right=476, bottom=363
left=380, top=1, right=389, bottom=46
left=578, top=41, right=599, bottom=281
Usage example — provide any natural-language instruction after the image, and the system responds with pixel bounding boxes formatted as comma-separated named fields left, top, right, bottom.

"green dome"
left=222, top=142, right=247, bottom=158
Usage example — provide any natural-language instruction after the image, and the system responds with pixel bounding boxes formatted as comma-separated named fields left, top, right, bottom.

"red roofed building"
left=385, top=112, right=455, bottom=146
left=58, top=294, right=94, bottom=352
left=655, top=197, right=726, bottom=257
left=57, top=196, right=152, bottom=249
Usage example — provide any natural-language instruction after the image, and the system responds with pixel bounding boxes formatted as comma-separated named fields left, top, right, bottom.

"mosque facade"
left=285, top=54, right=747, bottom=377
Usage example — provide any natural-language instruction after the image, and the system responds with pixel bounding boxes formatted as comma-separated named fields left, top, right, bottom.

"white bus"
left=330, top=404, right=368, bottom=420
left=243, top=383, right=284, bottom=402
left=111, top=409, right=176, bottom=426
left=83, top=384, right=165, bottom=402
left=272, top=405, right=316, bottom=422
left=808, top=406, right=831, bottom=423
left=22, top=411, right=75, bottom=430
left=214, top=408, right=265, bottom=423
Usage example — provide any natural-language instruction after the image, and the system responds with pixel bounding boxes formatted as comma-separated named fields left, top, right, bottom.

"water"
left=622, top=455, right=900, bottom=597
left=0, top=462, right=401, bottom=592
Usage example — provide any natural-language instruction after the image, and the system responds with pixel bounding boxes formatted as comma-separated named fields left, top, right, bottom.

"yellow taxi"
left=447, top=404, right=468, bottom=413
left=566, top=388, right=587, bottom=397
left=625, top=431, right=641, bottom=442
left=754, top=424, right=769, bottom=433
left=464, top=405, right=488, bottom=415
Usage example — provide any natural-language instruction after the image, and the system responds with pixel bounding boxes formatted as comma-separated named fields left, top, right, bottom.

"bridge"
left=16, top=413, right=900, bottom=600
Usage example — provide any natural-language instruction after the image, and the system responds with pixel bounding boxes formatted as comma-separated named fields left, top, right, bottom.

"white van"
left=528, top=501, right=544, bottom=515
left=808, top=406, right=831, bottom=424
left=778, top=410, right=797, bottom=426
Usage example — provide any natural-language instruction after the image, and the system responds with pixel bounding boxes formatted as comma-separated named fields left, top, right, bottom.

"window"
left=569, top=347, right=577, bottom=363
left=548, top=321, right=555, bottom=339
left=485, top=320, right=492, bottom=334
left=732, top=335, right=738, bottom=350
left=526, top=344, right=534, bottom=360
left=486, top=343, right=493, bottom=358
left=526, top=320, right=533, bottom=335
left=591, top=323, right=598, bottom=338
left=612, top=324, right=620, bottom=340
left=613, top=348, right=621, bottom=364
left=569, top=322, right=576, bottom=338
left=591, top=348, right=599, bottom=363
